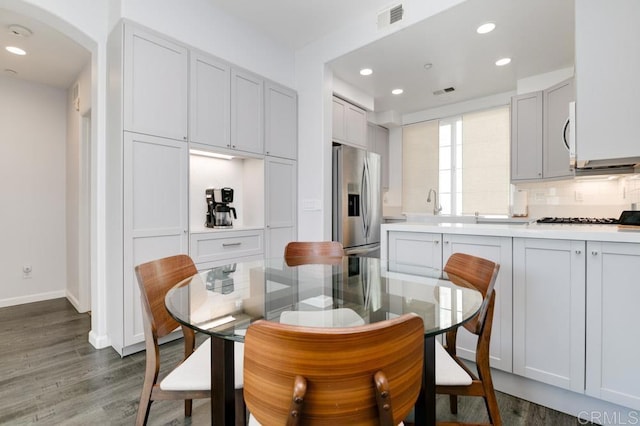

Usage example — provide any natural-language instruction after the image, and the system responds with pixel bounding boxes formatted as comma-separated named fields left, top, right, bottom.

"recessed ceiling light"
left=6, top=46, right=26, bottom=55
left=495, top=57, right=511, bottom=66
left=392, top=88, right=403, bottom=95
left=477, top=22, right=496, bottom=34
left=359, top=68, right=373, bottom=76
left=423, top=63, right=433, bottom=70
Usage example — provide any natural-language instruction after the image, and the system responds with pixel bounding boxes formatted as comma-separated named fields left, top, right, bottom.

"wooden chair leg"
left=185, top=399, right=193, bottom=417
left=477, top=361, right=501, bottom=426
left=449, top=394, right=458, bottom=414
left=235, top=388, right=247, bottom=426
left=135, top=382, right=154, bottom=426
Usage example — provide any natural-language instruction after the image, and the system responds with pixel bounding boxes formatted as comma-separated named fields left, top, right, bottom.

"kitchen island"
left=381, top=221, right=640, bottom=424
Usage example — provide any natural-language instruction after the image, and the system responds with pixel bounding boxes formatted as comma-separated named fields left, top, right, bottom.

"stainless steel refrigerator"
left=332, top=145, right=382, bottom=256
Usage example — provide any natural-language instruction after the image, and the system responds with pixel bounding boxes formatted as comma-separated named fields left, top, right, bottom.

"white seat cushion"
left=435, top=340, right=473, bottom=386
left=160, top=337, right=244, bottom=391
left=279, top=308, right=365, bottom=327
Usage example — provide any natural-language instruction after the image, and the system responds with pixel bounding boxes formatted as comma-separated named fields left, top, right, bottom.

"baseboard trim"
left=88, top=330, right=111, bottom=350
left=0, top=291, right=66, bottom=308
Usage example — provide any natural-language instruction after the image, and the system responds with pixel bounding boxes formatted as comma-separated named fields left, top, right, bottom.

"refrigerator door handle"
left=361, top=159, right=370, bottom=238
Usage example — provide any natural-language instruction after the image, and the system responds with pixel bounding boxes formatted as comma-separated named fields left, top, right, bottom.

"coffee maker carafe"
left=206, top=187, right=237, bottom=228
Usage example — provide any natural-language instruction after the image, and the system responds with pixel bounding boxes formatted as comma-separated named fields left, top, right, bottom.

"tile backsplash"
left=514, top=175, right=640, bottom=218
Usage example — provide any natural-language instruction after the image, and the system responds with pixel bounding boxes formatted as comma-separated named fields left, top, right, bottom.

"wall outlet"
left=22, top=265, right=32, bottom=279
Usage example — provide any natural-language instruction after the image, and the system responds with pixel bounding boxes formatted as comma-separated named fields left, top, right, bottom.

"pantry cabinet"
left=512, top=238, right=586, bottom=392
left=123, top=25, right=188, bottom=141
left=231, top=68, right=264, bottom=154
left=265, top=82, right=297, bottom=159
left=586, top=241, right=640, bottom=408
left=189, top=51, right=230, bottom=149
left=122, top=133, right=189, bottom=347
left=265, top=157, right=297, bottom=258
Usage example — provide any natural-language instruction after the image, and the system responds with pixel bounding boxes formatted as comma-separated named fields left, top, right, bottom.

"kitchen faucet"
left=427, top=188, right=442, bottom=215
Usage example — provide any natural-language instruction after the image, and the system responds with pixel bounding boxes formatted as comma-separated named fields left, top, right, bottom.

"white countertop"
left=382, top=221, right=640, bottom=243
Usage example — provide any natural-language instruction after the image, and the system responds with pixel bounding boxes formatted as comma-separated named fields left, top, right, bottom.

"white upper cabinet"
left=123, top=25, right=188, bottom=141
left=265, top=82, right=297, bottom=160
left=332, top=96, right=367, bottom=149
left=575, top=0, right=640, bottom=165
left=231, top=68, right=264, bottom=155
left=543, top=78, right=575, bottom=179
left=189, top=51, right=230, bottom=149
left=511, top=78, right=575, bottom=181
left=511, top=92, right=543, bottom=180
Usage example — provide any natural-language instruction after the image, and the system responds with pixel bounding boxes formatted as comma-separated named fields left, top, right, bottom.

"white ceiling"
left=205, top=0, right=395, bottom=50
left=210, top=0, right=575, bottom=116
left=328, top=0, right=575, bottom=115
left=0, top=8, right=90, bottom=89
left=0, top=0, right=574, bottom=116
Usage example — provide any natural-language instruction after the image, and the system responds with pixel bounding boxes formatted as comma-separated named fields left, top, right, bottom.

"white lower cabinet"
left=586, top=241, right=640, bottom=409
left=388, top=231, right=442, bottom=276
left=388, top=231, right=512, bottom=372
left=513, top=238, right=585, bottom=392
left=190, top=229, right=264, bottom=269
left=442, top=234, right=513, bottom=372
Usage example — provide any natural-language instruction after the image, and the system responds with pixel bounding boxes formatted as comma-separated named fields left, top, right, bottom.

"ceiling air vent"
left=377, top=4, right=404, bottom=30
left=433, top=87, right=455, bottom=96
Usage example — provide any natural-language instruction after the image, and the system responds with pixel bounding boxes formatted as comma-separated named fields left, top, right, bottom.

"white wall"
left=0, top=76, right=67, bottom=307
left=295, top=0, right=466, bottom=241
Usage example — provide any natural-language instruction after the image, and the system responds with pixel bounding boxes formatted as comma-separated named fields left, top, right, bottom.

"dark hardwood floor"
left=0, top=298, right=592, bottom=425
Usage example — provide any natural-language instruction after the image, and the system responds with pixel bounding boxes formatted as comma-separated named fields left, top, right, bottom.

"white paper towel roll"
left=512, top=190, right=528, bottom=217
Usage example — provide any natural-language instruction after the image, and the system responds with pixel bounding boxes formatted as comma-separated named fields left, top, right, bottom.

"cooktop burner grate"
left=536, top=217, right=619, bottom=224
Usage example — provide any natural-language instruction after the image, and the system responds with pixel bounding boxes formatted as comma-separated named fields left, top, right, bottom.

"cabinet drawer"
left=191, top=229, right=264, bottom=264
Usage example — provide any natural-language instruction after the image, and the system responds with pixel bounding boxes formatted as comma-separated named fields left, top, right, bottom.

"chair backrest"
left=443, top=253, right=500, bottom=336
left=135, top=254, right=198, bottom=338
left=244, top=313, right=424, bottom=425
left=284, top=241, right=344, bottom=266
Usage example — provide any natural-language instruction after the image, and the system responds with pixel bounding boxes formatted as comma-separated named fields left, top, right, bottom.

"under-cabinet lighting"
left=190, top=149, right=234, bottom=160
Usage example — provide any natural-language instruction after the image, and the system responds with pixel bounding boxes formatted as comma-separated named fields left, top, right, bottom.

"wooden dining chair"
left=134, top=254, right=244, bottom=425
left=436, top=253, right=501, bottom=425
left=243, top=313, right=425, bottom=426
left=283, top=241, right=344, bottom=266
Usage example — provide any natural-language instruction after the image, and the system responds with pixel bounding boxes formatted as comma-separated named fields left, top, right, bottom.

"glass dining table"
left=165, top=256, right=483, bottom=426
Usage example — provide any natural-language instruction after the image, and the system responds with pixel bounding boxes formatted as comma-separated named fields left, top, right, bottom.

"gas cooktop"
left=536, top=217, right=619, bottom=224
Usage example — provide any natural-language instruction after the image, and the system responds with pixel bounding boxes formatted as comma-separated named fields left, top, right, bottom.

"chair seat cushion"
left=435, top=340, right=473, bottom=386
left=160, top=337, right=244, bottom=391
left=248, top=413, right=405, bottom=425
left=279, top=308, right=365, bottom=327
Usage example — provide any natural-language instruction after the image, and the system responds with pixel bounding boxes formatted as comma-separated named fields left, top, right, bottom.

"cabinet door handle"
left=444, top=241, right=449, bottom=244
left=434, top=240, right=439, bottom=245
left=222, top=242, right=242, bottom=247
left=575, top=250, right=581, bottom=254
left=592, top=251, right=598, bottom=255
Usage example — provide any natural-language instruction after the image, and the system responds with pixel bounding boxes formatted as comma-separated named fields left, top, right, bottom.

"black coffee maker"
left=206, top=187, right=237, bottom=228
